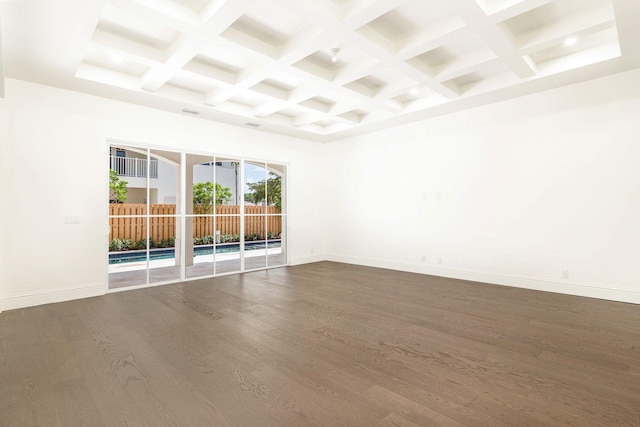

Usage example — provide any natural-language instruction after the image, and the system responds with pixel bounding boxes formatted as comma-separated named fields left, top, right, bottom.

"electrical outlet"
left=421, top=255, right=426, bottom=263
left=562, top=269, right=569, bottom=279
left=64, top=216, right=81, bottom=224
left=437, top=257, right=443, bottom=265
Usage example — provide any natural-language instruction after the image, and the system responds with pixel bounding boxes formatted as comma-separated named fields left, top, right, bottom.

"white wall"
left=0, top=95, right=8, bottom=312
left=325, top=67, right=640, bottom=304
left=3, top=66, right=640, bottom=312
left=0, top=79, right=326, bottom=311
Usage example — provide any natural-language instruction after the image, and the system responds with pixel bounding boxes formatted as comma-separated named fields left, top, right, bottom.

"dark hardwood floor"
left=1, top=261, right=639, bottom=426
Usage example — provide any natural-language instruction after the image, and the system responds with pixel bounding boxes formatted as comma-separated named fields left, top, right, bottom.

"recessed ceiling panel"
left=167, top=71, right=218, bottom=94
left=5, top=0, right=629, bottom=140
left=98, top=5, right=179, bottom=51
left=173, top=0, right=211, bottom=14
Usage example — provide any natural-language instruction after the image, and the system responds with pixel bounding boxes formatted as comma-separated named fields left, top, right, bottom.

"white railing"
left=110, top=156, right=158, bottom=178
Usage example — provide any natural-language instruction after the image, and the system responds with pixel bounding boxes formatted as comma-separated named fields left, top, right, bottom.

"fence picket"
left=109, top=204, right=281, bottom=242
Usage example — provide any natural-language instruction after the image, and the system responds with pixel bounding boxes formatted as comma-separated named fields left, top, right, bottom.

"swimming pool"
left=109, top=240, right=281, bottom=264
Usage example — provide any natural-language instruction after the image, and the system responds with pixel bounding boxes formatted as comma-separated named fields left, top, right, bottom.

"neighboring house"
left=109, top=147, right=239, bottom=204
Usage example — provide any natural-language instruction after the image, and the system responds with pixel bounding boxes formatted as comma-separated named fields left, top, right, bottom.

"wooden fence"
left=109, top=204, right=282, bottom=242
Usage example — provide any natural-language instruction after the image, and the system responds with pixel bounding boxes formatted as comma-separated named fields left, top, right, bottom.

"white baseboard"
left=290, top=253, right=327, bottom=266
left=0, top=283, right=105, bottom=311
left=325, top=254, right=640, bottom=305
left=2, top=257, right=638, bottom=311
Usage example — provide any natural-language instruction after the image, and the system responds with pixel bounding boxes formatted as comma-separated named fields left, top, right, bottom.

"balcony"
left=110, top=156, right=158, bottom=178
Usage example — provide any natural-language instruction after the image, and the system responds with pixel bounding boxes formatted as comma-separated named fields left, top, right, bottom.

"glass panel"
left=267, top=215, right=285, bottom=267
left=109, top=250, right=148, bottom=289
left=244, top=161, right=267, bottom=215
left=147, top=149, right=181, bottom=284
left=267, top=163, right=285, bottom=214
left=213, top=159, right=241, bottom=207
left=192, top=156, right=216, bottom=214
left=109, top=149, right=286, bottom=286
left=108, top=146, right=154, bottom=288
left=186, top=154, right=215, bottom=279
left=244, top=215, right=267, bottom=270
left=108, top=215, right=148, bottom=289
left=148, top=216, right=180, bottom=284
left=266, top=163, right=285, bottom=268
left=109, top=146, right=148, bottom=204
left=184, top=215, right=215, bottom=278
left=150, top=149, right=180, bottom=207
left=215, top=215, right=241, bottom=274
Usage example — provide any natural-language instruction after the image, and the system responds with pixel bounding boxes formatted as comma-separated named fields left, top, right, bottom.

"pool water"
left=109, top=241, right=280, bottom=264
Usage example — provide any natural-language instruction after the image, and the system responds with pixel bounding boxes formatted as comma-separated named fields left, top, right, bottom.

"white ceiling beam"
left=70, top=0, right=629, bottom=139
left=76, top=63, right=143, bottom=91
left=200, top=0, right=257, bottom=25
left=140, top=35, right=206, bottom=91
left=204, top=34, right=401, bottom=114
left=278, top=27, right=329, bottom=63
left=128, top=0, right=200, bottom=25
left=334, top=110, right=362, bottom=123
left=448, top=0, right=536, bottom=79
left=342, top=0, right=404, bottom=29
left=277, top=0, right=458, bottom=100
left=346, top=30, right=460, bottom=97
left=433, top=46, right=498, bottom=79
left=487, top=0, right=554, bottom=23
left=332, top=57, right=380, bottom=86
left=91, top=29, right=165, bottom=65
left=206, top=62, right=280, bottom=105
left=175, top=68, right=232, bottom=94
left=335, top=0, right=461, bottom=98
left=252, top=87, right=316, bottom=117
left=436, top=57, right=504, bottom=84
left=396, top=22, right=468, bottom=61
left=515, top=5, right=616, bottom=52
left=138, top=0, right=252, bottom=92
left=294, top=112, right=325, bottom=127
left=109, top=0, right=197, bottom=34
left=519, top=21, right=616, bottom=56
left=329, top=99, right=365, bottom=116
left=182, top=60, right=237, bottom=86
left=253, top=100, right=290, bottom=118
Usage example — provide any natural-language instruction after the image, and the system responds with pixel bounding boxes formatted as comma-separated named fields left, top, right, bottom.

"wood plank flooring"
left=1, top=261, right=639, bottom=426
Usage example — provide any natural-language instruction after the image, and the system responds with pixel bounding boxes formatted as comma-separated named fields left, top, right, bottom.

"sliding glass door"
left=243, top=161, right=286, bottom=271
left=107, top=143, right=287, bottom=290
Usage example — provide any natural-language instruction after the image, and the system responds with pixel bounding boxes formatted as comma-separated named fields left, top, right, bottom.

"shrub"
left=109, top=238, right=122, bottom=251
left=134, top=238, right=156, bottom=250
left=157, top=237, right=175, bottom=248
left=219, top=234, right=240, bottom=243
left=109, top=238, right=132, bottom=251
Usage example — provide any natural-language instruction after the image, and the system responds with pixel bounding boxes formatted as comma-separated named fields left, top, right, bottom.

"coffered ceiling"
left=1, top=0, right=639, bottom=141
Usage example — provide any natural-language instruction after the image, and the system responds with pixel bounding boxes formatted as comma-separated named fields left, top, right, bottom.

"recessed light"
left=409, top=87, right=418, bottom=95
left=564, top=37, right=577, bottom=47
left=330, top=48, right=340, bottom=63
left=111, top=54, right=123, bottom=64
